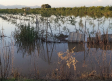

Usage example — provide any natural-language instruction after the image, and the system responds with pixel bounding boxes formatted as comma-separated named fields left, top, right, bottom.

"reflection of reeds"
left=0, top=34, right=20, bottom=80
left=0, top=38, right=11, bottom=79
left=86, top=44, right=112, bottom=80
left=88, top=30, right=110, bottom=44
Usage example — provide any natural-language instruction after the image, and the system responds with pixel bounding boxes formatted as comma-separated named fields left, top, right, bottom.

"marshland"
left=1, top=6, right=112, bottom=81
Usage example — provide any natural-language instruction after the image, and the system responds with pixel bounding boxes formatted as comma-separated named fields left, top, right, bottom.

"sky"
left=0, top=0, right=112, bottom=7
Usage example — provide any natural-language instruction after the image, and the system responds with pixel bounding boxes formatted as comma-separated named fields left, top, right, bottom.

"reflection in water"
left=39, top=43, right=55, bottom=64
left=1, top=15, right=112, bottom=80
left=87, top=43, right=112, bottom=50
left=86, top=44, right=112, bottom=79
left=68, top=43, right=85, bottom=52
left=0, top=42, right=11, bottom=78
left=15, top=40, right=41, bottom=56
left=13, top=23, right=39, bottom=55
left=0, top=37, right=16, bottom=79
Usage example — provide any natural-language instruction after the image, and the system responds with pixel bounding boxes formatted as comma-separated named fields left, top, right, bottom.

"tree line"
left=0, top=6, right=112, bottom=18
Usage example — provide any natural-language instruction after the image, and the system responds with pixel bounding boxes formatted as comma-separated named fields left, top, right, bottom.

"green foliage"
left=41, top=4, right=51, bottom=8
left=1, top=6, right=112, bottom=18
left=41, top=9, right=51, bottom=17
left=14, top=24, right=38, bottom=43
left=13, top=24, right=39, bottom=54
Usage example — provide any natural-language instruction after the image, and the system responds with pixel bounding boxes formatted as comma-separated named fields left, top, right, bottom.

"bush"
left=41, top=4, right=51, bottom=8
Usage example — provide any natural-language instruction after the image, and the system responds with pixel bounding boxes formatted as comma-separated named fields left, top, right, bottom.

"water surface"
left=0, top=14, right=112, bottom=79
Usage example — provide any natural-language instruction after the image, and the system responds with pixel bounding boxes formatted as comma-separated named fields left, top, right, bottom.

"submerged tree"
left=41, top=4, right=51, bottom=8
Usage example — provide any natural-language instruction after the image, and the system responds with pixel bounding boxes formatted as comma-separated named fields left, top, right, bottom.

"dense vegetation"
left=41, top=4, right=51, bottom=8
left=14, top=24, right=38, bottom=43
left=0, top=6, right=112, bottom=17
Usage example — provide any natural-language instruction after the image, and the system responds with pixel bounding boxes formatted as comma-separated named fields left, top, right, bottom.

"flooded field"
left=0, top=14, right=112, bottom=80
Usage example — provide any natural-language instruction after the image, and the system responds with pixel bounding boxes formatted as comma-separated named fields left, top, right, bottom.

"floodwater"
left=0, top=14, right=112, bottom=79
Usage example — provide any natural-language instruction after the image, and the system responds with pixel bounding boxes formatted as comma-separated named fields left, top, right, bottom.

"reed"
left=13, top=24, right=38, bottom=43
left=88, top=30, right=110, bottom=44
left=0, top=39, right=12, bottom=80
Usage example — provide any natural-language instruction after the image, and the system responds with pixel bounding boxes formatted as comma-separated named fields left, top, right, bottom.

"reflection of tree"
left=69, top=16, right=77, bottom=25
left=60, top=16, right=65, bottom=24
left=88, top=18, right=96, bottom=36
left=97, top=17, right=105, bottom=30
left=62, top=26, right=69, bottom=35
left=69, top=16, right=77, bottom=31
left=39, top=43, right=55, bottom=64
left=54, top=16, right=61, bottom=34
left=79, top=19, right=84, bottom=28
left=78, top=18, right=84, bottom=33
left=108, top=18, right=112, bottom=30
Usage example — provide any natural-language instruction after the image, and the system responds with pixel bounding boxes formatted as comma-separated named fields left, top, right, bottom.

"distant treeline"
left=0, top=6, right=112, bottom=18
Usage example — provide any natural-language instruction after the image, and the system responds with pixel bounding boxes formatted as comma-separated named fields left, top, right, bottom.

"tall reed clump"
left=0, top=39, right=12, bottom=80
left=95, top=30, right=102, bottom=44
left=14, top=24, right=38, bottom=44
left=13, top=24, right=40, bottom=55
left=88, top=30, right=109, bottom=44
left=51, top=47, right=78, bottom=80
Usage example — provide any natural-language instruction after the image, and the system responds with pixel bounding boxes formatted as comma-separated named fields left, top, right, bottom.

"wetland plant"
left=14, top=24, right=38, bottom=43
left=13, top=24, right=41, bottom=55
